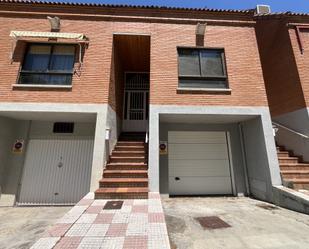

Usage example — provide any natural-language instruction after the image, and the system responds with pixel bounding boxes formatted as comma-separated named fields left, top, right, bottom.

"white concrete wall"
left=275, top=125, right=309, bottom=162
left=149, top=105, right=281, bottom=202
left=0, top=103, right=109, bottom=202
left=0, top=117, right=30, bottom=206
left=105, top=105, right=121, bottom=161
left=29, top=121, right=95, bottom=138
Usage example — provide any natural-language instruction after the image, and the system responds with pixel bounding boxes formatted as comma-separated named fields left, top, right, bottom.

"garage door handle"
left=175, top=177, right=180, bottom=181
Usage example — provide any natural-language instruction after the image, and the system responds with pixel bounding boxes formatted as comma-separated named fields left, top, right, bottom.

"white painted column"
left=260, top=111, right=282, bottom=186
left=148, top=107, right=159, bottom=192
left=90, top=110, right=107, bottom=192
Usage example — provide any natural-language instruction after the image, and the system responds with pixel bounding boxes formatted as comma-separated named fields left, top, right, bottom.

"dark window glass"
left=200, top=50, right=224, bottom=77
left=178, top=49, right=200, bottom=76
left=19, top=44, right=75, bottom=85
left=53, top=122, right=74, bottom=133
left=178, top=48, right=228, bottom=89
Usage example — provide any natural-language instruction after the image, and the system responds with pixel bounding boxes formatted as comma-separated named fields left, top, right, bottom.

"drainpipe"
left=238, top=123, right=250, bottom=196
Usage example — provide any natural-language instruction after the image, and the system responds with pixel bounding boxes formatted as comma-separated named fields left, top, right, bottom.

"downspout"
left=238, top=123, right=250, bottom=196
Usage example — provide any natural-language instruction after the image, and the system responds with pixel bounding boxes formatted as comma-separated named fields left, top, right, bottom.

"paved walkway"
left=31, top=192, right=170, bottom=249
left=162, top=196, right=309, bottom=249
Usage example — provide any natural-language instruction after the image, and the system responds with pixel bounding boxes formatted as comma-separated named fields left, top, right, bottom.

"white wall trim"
left=0, top=102, right=107, bottom=113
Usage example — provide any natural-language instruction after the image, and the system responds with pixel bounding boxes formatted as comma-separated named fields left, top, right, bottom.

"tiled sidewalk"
left=30, top=192, right=170, bottom=249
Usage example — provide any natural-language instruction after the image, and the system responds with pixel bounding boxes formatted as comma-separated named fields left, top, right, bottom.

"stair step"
left=114, top=146, right=145, bottom=151
left=117, top=141, right=145, bottom=146
left=278, top=157, right=299, bottom=163
left=110, top=156, right=145, bottom=163
left=281, top=170, right=309, bottom=178
left=106, top=163, right=148, bottom=170
left=277, top=151, right=290, bottom=157
left=95, top=187, right=148, bottom=199
left=280, top=163, right=309, bottom=170
left=112, top=151, right=145, bottom=157
left=99, top=178, right=148, bottom=187
left=283, top=178, right=309, bottom=183
left=103, top=170, right=148, bottom=178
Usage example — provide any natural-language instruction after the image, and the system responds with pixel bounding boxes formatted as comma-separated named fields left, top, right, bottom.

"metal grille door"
left=123, top=73, right=149, bottom=131
left=18, top=137, right=94, bottom=205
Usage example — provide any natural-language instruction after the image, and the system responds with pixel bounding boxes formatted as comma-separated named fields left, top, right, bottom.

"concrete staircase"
left=277, top=146, right=309, bottom=191
left=95, top=132, right=148, bottom=199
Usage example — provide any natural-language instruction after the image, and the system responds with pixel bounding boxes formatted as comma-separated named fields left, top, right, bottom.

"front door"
left=123, top=73, right=149, bottom=132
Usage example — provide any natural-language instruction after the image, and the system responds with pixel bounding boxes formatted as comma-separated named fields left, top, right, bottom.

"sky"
left=59, top=0, right=309, bottom=14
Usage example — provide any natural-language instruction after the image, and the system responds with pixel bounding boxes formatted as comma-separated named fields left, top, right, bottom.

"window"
left=53, top=122, right=74, bottom=133
left=19, top=44, right=76, bottom=85
left=178, top=48, right=228, bottom=89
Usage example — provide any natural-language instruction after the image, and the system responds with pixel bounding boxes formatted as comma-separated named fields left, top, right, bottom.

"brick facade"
left=255, top=19, right=306, bottom=117
left=0, top=2, right=268, bottom=111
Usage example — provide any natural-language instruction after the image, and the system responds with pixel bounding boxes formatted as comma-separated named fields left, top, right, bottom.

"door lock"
left=175, top=177, right=180, bottom=181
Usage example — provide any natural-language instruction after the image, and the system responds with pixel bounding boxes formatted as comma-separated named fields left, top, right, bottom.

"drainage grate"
left=195, top=216, right=231, bottom=230
left=256, top=204, right=279, bottom=210
left=103, top=201, right=124, bottom=210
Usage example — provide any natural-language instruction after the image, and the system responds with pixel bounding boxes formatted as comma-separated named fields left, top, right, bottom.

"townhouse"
left=255, top=11, right=309, bottom=192
left=0, top=1, right=305, bottom=212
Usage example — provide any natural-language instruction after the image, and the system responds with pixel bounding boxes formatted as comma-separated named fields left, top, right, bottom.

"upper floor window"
left=19, top=44, right=75, bottom=86
left=178, top=47, right=228, bottom=89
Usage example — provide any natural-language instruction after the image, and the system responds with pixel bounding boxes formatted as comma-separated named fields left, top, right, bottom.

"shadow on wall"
left=0, top=116, right=30, bottom=206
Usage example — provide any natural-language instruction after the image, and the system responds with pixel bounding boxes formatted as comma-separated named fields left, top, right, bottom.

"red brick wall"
left=289, top=27, right=309, bottom=108
left=150, top=23, right=267, bottom=106
left=255, top=19, right=306, bottom=117
left=0, top=4, right=268, bottom=108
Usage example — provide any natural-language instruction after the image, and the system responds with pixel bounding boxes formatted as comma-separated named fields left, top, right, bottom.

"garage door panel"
left=19, top=138, right=93, bottom=205
left=169, top=160, right=230, bottom=177
left=169, top=131, right=226, bottom=144
left=169, top=176, right=232, bottom=195
left=169, top=144, right=228, bottom=160
left=168, top=131, right=232, bottom=196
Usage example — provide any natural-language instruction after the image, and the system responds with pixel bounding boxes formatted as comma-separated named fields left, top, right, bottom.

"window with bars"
left=178, top=48, right=228, bottom=89
left=19, top=43, right=76, bottom=85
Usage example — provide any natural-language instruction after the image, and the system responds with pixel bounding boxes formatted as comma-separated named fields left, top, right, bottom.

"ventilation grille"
left=53, top=122, right=74, bottom=133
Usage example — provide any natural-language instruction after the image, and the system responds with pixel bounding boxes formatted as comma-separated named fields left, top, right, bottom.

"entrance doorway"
left=123, top=72, right=149, bottom=132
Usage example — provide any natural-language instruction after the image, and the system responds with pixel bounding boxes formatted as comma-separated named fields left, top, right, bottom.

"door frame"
left=122, top=71, right=150, bottom=132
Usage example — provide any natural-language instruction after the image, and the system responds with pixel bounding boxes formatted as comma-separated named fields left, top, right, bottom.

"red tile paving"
left=123, top=236, right=148, bottom=249
left=93, top=213, right=115, bottom=224
left=148, top=213, right=165, bottom=223
left=53, top=236, right=82, bottom=249
left=76, top=199, right=94, bottom=206
left=106, top=223, right=128, bottom=237
left=132, top=205, right=148, bottom=213
left=85, top=206, right=103, bottom=214
left=46, top=223, right=72, bottom=237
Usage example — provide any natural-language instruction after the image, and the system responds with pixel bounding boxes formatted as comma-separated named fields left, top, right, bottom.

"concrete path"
left=0, top=206, right=70, bottom=249
left=31, top=192, right=170, bottom=249
left=162, top=196, right=309, bottom=249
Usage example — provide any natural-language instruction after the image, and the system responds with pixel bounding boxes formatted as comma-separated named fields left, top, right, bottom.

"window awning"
left=10, top=31, right=87, bottom=41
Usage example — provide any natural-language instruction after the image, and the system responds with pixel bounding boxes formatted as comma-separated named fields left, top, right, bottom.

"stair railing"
left=273, top=121, right=309, bottom=162
left=272, top=121, right=309, bottom=139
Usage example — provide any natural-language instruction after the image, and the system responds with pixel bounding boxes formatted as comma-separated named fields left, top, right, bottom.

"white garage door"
left=18, top=138, right=94, bottom=205
left=168, top=131, right=233, bottom=195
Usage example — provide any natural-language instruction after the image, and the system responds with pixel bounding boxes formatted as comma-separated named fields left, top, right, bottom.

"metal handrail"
left=272, top=121, right=309, bottom=139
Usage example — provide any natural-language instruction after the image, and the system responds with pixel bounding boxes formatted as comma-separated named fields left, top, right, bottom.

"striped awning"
left=10, top=31, right=86, bottom=40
